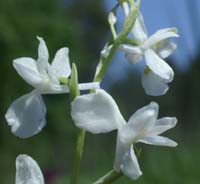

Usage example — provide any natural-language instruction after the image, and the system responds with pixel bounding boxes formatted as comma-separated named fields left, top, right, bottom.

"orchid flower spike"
left=71, top=89, right=177, bottom=180
left=16, top=154, right=44, bottom=184
left=5, top=36, right=99, bottom=138
left=120, top=10, right=179, bottom=96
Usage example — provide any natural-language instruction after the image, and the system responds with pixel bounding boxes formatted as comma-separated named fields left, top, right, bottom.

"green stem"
left=70, top=129, right=86, bottom=184
left=94, top=3, right=139, bottom=82
left=92, top=170, right=123, bottom=184
left=69, top=63, right=86, bottom=184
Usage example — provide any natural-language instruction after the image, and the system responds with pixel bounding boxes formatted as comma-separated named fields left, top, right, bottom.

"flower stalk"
left=70, top=129, right=86, bottom=184
left=92, top=170, right=123, bottom=184
left=69, top=63, right=86, bottom=184
left=94, top=0, right=139, bottom=82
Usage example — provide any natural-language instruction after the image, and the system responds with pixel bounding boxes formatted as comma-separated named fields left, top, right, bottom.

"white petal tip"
left=144, top=86, right=169, bottom=96
left=166, top=141, right=178, bottom=147
left=36, top=36, right=43, bottom=41
left=139, top=136, right=178, bottom=147
left=61, top=47, right=69, bottom=53
left=172, top=142, right=178, bottom=147
left=16, top=154, right=29, bottom=161
left=124, top=170, right=143, bottom=180
left=13, top=58, right=20, bottom=65
left=149, top=102, right=158, bottom=109
left=171, top=117, right=178, bottom=127
left=171, top=27, right=179, bottom=35
left=147, top=102, right=159, bottom=114
left=114, top=168, right=142, bottom=180
left=145, top=89, right=168, bottom=96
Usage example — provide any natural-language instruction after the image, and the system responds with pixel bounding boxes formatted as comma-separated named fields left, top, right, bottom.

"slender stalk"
left=69, top=63, right=86, bottom=184
left=70, top=129, right=86, bottom=184
left=92, top=170, right=123, bottom=184
left=94, top=3, right=139, bottom=82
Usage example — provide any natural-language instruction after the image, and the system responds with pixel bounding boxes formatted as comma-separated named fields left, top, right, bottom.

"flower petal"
left=51, top=47, right=71, bottom=78
left=144, top=49, right=174, bottom=81
left=120, top=45, right=143, bottom=64
left=143, top=28, right=179, bottom=49
left=114, top=134, right=130, bottom=171
left=138, top=135, right=177, bottom=147
left=5, top=91, right=46, bottom=138
left=13, top=57, right=43, bottom=88
left=121, top=147, right=142, bottom=180
left=120, top=102, right=158, bottom=144
left=71, top=89, right=126, bottom=134
left=156, top=40, right=177, bottom=59
left=16, top=154, right=44, bottom=184
left=46, top=65, right=60, bottom=85
left=78, top=82, right=100, bottom=91
left=125, top=53, right=143, bottom=64
left=131, top=12, right=148, bottom=44
left=120, top=45, right=143, bottom=55
left=38, top=84, right=69, bottom=94
left=37, top=36, right=49, bottom=75
left=142, top=68, right=169, bottom=96
left=149, top=117, right=177, bottom=135
left=114, top=136, right=142, bottom=180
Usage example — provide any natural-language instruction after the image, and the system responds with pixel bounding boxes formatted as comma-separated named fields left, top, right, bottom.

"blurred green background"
left=0, top=0, right=200, bottom=183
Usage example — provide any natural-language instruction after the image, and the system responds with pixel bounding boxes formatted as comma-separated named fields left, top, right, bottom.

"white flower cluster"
left=5, top=0, right=179, bottom=183
left=14, top=90, right=177, bottom=182
left=120, top=3, right=179, bottom=96
left=5, top=37, right=99, bottom=138
left=71, top=89, right=177, bottom=180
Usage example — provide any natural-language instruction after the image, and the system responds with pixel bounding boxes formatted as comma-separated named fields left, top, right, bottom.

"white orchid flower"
left=120, top=10, right=179, bottom=96
left=16, top=154, right=44, bottom=184
left=5, top=36, right=99, bottom=138
left=71, top=89, right=177, bottom=180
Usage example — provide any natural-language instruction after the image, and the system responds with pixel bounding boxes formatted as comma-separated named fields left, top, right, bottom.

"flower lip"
left=144, top=49, right=174, bottom=82
left=5, top=91, right=46, bottom=138
left=142, top=69, right=170, bottom=96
